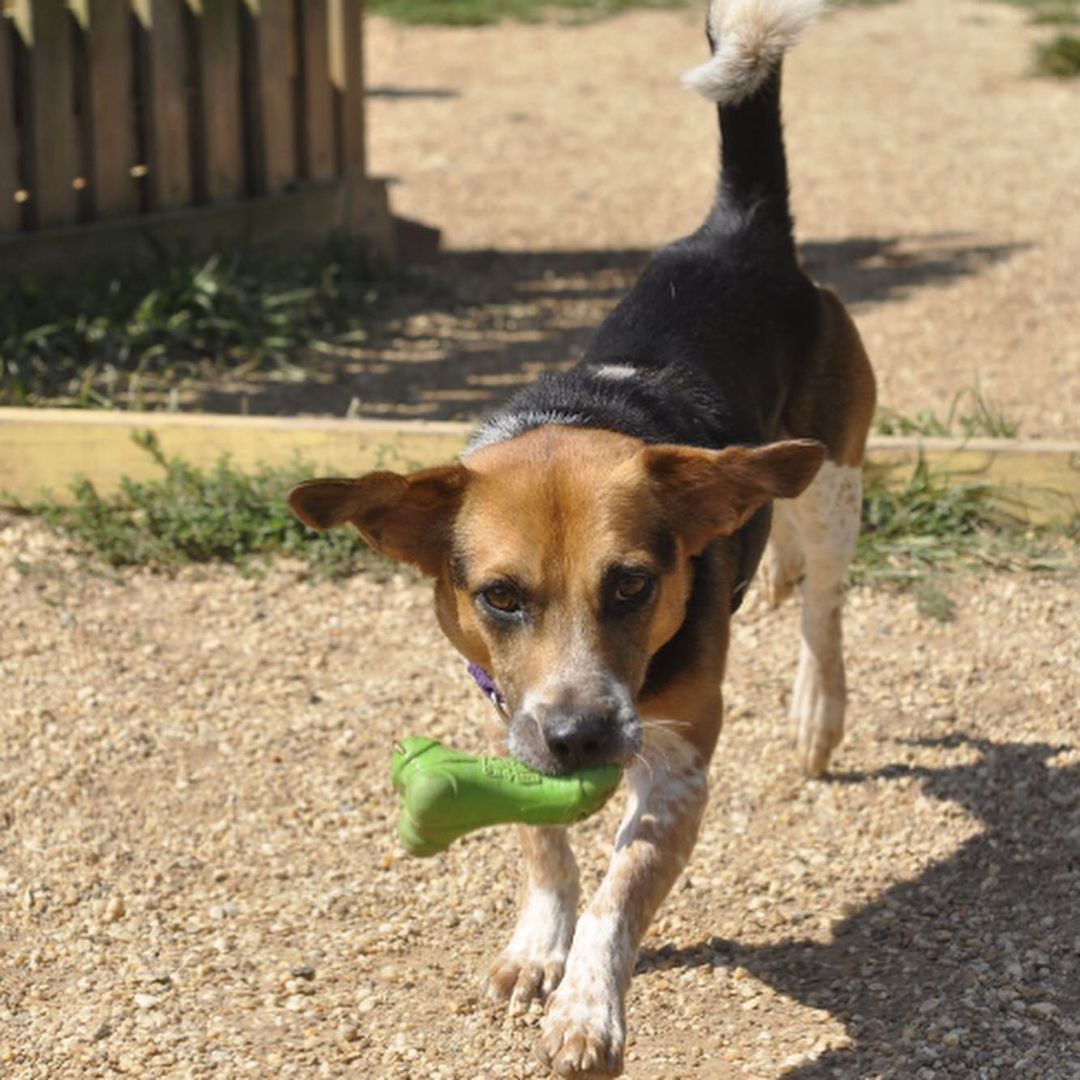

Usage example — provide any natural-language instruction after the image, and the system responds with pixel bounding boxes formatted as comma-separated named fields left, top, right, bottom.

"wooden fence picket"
left=300, top=0, right=333, bottom=180
left=249, top=0, right=294, bottom=195
left=87, top=0, right=138, bottom=218
left=199, top=0, right=244, bottom=201
left=0, top=17, right=19, bottom=232
left=27, top=0, right=79, bottom=227
left=137, top=0, right=192, bottom=209
left=337, top=0, right=363, bottom=178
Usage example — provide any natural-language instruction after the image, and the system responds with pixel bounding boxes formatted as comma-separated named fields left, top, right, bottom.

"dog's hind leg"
left=759, top=497, right=804, bottom=608
left=789, top=460, right=862, bottom=777
left=485, top=826, right=579, bottom=1008
left=782, top=288, right=875, bottom=777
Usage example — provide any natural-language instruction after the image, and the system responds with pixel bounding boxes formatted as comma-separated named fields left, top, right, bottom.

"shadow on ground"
left=195, top=234, right=1025, bottom=421
left=637, top=734, right=1080, bottom=1076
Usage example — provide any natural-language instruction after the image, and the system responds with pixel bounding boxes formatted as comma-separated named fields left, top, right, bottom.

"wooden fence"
left=0, top=0, right=398, bottom=272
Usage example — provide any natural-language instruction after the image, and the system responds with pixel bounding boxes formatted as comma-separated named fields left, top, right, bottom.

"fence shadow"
left=195, top=233, right=1025, bottom=420
left=636, top=734, right=1080, bottom=1076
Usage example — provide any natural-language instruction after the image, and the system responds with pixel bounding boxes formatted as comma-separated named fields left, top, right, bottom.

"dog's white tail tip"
left=682, top=0, right=825, bottom=105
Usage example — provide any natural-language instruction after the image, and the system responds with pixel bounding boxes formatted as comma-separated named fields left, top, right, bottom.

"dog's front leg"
left=487, top=825, right=580, bottom=1008
left=538, top=732, right=708, bottom=1077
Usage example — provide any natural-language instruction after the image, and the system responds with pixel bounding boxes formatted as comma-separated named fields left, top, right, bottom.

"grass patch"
left=851, top=455, right=1075, bottom=614
left=18, top=431, right=390, bottom=581
left=368, top=0, right=690, bottom=26
left=988, top=0, right=1080, bottom=75
left=0, top=240, right=385, bottom=409
left=1034, top=32, right=1080, bottom=73
left=874, top=386, right=1020, bottom=439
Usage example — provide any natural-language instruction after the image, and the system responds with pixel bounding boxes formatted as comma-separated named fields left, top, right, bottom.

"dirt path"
left=202, top=0, right=1080, bottom=436
left=2, top=511, right=1078, bottom=1077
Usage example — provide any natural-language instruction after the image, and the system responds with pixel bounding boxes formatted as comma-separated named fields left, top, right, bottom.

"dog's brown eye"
left=613, top=571, right=653, bottom=605
left=481, top=584, right=522, bottom=615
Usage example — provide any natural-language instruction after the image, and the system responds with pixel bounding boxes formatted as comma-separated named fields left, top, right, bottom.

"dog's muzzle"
left=508, top=677, right=641, bottom=775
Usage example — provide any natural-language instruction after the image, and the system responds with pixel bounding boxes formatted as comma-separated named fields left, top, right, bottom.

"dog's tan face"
left=289, top=426, right=823, bottom=774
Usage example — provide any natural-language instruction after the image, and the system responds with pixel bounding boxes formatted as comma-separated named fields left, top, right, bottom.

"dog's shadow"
left=636, top=734, right=1080, bottom=1076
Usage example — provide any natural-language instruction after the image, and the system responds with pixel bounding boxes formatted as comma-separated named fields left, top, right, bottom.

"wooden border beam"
left=2, top=415, right=1078, bottom=527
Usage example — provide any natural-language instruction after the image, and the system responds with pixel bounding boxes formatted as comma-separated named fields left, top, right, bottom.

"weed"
left=988, top=0, right=1080, bottom=74
left=851, top=455, right=1075, bottom=598
left=874, top=386, right=1020, bottom=439
left=22, top=431, right=391, bottom=581
left=1034, top=32, right=1080, bottom=74
left=0, top=240, right=384, bottom=408
left=914, top=583, right=956, bottom=623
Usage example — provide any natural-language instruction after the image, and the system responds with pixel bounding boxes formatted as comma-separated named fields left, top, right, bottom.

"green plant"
left=874, top=386, right=1020, bottom=439
left=24, top=431, right=390, bottom=581
left=1034, top=32, right=1080, bottom=74
left=987, top=0, right=1080, bottom=74
left=851, top=455, right=1074, bottom=602
left=0, top=241, right=382, bottom=408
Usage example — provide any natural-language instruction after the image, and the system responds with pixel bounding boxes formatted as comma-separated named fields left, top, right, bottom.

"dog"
left=288, top=0, right=875, bottom=1073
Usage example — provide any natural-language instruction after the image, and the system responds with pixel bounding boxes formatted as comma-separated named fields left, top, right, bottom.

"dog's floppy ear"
left=288, top=465, right=468, bottom=576
left=643, top=439, right=826, bottom=554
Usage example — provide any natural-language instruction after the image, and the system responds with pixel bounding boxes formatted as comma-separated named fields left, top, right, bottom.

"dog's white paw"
left=537, top=983, right=624, bottom=1077
left=486, top=950, right=566, bottom=1008
left=487, top=882, right=576, bottom=1008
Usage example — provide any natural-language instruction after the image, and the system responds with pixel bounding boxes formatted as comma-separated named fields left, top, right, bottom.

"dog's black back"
left=470, top=68, right=819, bottom=458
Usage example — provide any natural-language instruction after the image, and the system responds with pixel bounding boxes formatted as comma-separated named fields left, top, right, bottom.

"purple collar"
left=468, top=662, right=508, bottom=714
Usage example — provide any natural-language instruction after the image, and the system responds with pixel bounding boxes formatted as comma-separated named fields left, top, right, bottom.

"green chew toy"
left=391, top=737, right=622, bottom=857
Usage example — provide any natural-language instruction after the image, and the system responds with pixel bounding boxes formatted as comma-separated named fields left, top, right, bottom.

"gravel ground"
left=207, top=0, right=1079, bottom=435
left=2, top=513, right=1078, bottom=1078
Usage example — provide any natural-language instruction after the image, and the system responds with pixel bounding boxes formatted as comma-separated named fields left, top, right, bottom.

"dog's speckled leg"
left=486, top=826, right=579, bottom=1009
left=537, top=731, right=708, bottom=1077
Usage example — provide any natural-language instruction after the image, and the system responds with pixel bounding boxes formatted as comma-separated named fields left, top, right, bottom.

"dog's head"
left=289, top=427, right=823, bottom=774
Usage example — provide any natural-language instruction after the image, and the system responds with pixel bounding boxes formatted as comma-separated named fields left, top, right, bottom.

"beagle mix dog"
left=289, top=0, right=875, bottom=1073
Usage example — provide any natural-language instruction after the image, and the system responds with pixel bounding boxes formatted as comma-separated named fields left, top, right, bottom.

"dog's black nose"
left=543, top=712, right=621, bottom=772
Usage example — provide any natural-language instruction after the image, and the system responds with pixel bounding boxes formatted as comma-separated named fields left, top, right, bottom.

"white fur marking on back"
left=682, top=0, right=824, bottom=105
left=593, top=364, right=639, bottom=380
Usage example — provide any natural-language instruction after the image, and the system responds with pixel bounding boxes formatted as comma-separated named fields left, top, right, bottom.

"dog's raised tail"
left=682, top=0, right=823, bottom=106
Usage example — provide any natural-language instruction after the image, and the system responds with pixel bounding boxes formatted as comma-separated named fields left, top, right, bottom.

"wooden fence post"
left=25, top=0, right=80, bottom=227
left=87, top=0, right=138, bottom=218
left=200, top=0, right=244, bottom=201
left=0, top=16, right=19, bottom=233
left=135, top=0, right=192, bottom=209
left=339, top=0, right=363, bottom=179
left=249, top=0, right=294, bottom=195
left=300, top=0, right=333, bottom=180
